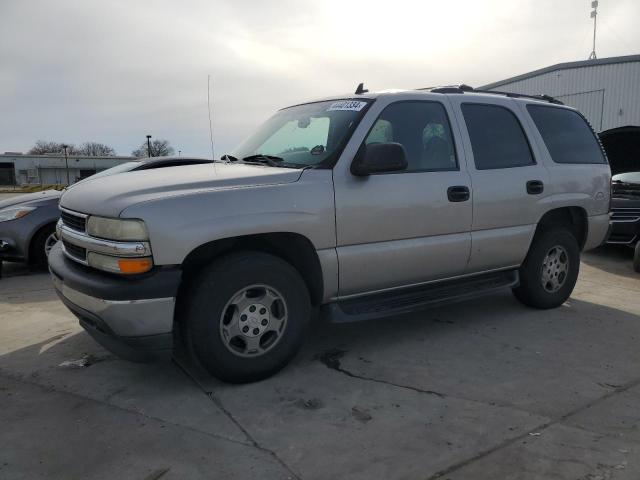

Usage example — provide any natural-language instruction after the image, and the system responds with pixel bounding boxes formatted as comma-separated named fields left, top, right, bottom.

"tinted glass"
left=364, top=101, right=457, bottom=172
left=462, top=104, right=534, bottom=170
left=527, top=105, right=606, bottom=164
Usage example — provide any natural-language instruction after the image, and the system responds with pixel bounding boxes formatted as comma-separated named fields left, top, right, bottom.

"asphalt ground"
left=1, top=245, right=639, bottom=479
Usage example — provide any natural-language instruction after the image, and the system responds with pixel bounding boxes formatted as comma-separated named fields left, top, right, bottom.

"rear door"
left=449, top=97, right=551, bottom=272
left=333, top=98, right=473, bottom=297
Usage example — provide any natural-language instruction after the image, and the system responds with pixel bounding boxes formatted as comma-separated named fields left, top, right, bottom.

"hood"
left=60, top=162, right=304, bottom=217
left=0, top=189, right=62, bottom=210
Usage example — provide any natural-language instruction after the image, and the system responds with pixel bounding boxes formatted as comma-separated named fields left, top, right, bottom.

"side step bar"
left=324, top=269, right=519, bottom=323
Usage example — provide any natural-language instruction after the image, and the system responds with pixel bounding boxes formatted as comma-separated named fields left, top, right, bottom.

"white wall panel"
left=485, top=60, right=640, bottom=132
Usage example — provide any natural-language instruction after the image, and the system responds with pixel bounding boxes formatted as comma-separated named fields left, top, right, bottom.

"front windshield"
left=230, top=99, right=371, bottom=167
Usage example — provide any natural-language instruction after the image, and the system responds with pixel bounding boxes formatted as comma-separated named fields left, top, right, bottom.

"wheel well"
left=180, top=233, right=324, bottom=306
left=28, top=222, right=57, bottom=263
left=535, top=207, right=588, bottom=249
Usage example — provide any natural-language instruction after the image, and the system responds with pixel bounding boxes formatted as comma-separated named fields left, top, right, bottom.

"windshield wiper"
left=242, top=154, right=285, bottom=167
left=220, top=154, right=238, bottom=162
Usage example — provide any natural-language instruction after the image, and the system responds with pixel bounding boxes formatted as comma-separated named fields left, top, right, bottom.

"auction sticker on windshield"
left=327, top=101, right=368, bottom=112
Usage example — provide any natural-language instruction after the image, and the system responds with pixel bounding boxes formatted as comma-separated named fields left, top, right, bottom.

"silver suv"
left=49, top=85, right=611, bottom=382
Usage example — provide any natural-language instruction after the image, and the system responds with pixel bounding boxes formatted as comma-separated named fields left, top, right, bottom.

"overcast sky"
left=1, top=0, right=638, bottom=157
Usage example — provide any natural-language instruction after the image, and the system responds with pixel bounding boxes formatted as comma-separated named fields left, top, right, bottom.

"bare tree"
left=28, top=140, right=79, bottom=155
left=79, top=142, right=116, bottom=156
left=131, top=139, right=175, bottom=157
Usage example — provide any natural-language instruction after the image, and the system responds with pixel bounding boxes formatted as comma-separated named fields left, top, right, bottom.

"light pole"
left=62, top=144, right=70, bottom=185
left=178, top=150, right=181, bottom=157
left=146, top=135, right=152, bottom=157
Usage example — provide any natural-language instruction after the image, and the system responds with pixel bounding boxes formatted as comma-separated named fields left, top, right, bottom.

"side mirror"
left=351, top=142, right=408, bottom=176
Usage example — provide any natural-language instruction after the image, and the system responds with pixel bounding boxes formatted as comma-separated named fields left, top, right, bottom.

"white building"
left=482, top=54, right=640, bottom=173
left=0, top=153, right=135, bottom=186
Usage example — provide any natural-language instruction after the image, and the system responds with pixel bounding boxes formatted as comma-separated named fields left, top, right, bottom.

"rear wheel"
left=513, top=228, right=580, bottom=309
left=183, top=251, right=311, bottom=383
left=633, top=242, right=640, bottom=273
left=30, top=224, right=58, bottom=269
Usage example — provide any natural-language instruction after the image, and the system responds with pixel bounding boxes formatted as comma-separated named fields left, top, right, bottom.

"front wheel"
left=513, top=228, right=580, bottom=309
left=633, top=242, right=640, bottom=273
left=183, top=252, right=311, bottom=383
left=31, top=224, right=58, bottom=269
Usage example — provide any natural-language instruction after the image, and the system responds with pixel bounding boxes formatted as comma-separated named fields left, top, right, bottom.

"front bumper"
left=0, top=216, right=37, bottom=262
left=607, top=217, right=639, bottom=246
left=0, top=203, right=60, bottom=263
left=583, top=213, right=613, bottom=251
left=48, top=242, right=181, bottom=361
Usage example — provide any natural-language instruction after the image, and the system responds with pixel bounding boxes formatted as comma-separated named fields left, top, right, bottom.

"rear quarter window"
left=527, top=105, right=606, bottom=164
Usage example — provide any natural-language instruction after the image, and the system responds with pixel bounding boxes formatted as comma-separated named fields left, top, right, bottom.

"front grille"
left=612, top=184, right=640, bottom=197
left=62, top=240, right=87, bottom=261
left=608, top=233, right=636, bottom=244
left=61, top=210, right=86, bottom=232
left=611, top=208, right=640, bottom=222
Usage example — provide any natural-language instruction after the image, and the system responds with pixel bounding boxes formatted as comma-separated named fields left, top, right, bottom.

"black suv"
left=608, top=171, right=640, bottom=272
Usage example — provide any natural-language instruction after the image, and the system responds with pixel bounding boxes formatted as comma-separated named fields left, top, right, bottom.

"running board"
left=324, top=270, right=519, bottom=323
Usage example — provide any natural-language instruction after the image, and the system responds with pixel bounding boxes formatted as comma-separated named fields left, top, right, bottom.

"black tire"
left=30, top=224, right=57, bottom=270
left=513, top=228, right=580, bottom=309
left=633, top=242, right=640, bottom=274
left=183, top=251, right=311, bottom=383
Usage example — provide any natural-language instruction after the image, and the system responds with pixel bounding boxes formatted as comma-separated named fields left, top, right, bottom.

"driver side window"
left=364, top=101, right=458, bottom=172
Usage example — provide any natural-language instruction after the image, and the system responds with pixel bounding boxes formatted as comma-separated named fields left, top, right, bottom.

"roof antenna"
left=207, top=74, right=216, bottom=161
left=355, top=82, right=368, bottom=94
left=588, top=1, right=598, bottom=59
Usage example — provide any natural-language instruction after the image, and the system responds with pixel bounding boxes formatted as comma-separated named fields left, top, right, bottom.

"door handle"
left=526, top=180, right=544, bottom=195
left=447, top=186, right=470, bottom=202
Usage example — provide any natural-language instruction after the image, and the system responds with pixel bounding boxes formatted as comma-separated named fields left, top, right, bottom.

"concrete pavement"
left=0, top=247, right=639, bottom=479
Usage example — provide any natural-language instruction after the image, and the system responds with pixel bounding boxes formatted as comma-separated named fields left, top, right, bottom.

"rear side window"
left=527, top=105, right=606, bottom=164
left=462, top=103, right=535, bottom=170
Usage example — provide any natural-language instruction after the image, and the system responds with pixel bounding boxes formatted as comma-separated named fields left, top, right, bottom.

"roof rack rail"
left=473, top=88, right=564, bottom=105
left=417, top=84, right=563, bottom=105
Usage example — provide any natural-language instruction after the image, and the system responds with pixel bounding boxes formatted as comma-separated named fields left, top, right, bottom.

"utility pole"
left=589, top=1, right=598, bottom=60
left=62, top=144, right=70, bottom=185
left=146, top=135, right=152, bottom=157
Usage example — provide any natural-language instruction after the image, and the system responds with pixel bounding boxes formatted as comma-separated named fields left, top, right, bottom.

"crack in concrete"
left=315, top=347, right=633, bottom=423
left=316, top=348, right=445, bottom=398
left=314, top=348, right=640, bottom=479
left=0, top=370, right=252, bottom=450
left=425, top=376, right=640, bottom=479
left=173, top=360, right=302, bottom=480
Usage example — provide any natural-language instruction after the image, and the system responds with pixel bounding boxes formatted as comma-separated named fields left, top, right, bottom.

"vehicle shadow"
left=0, top=267, right=58, bottom=305
left=3, top=290, right=639, bottom=400
left=0, top=261, right=33, bottom=278
left=3, top=291, right=640, bottom=480
left=582, top=244, right=637, bottom=279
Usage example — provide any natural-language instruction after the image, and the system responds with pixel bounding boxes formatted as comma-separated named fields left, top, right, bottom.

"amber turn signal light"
left=117, top=258, right=153, bottom=274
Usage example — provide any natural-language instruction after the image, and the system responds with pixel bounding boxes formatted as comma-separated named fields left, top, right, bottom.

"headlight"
left=87, top=252, right=153, bottom=275
left=86, top=216, right=148, bottom=241
left=0, top=207, right=36, bottom=222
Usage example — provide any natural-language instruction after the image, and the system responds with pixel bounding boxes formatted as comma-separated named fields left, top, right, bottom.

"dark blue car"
left=0, top=156, right=212, bottom=269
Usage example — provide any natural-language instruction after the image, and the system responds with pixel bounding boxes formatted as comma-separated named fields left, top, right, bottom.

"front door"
left=333, top=99, right=473, bottom=297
